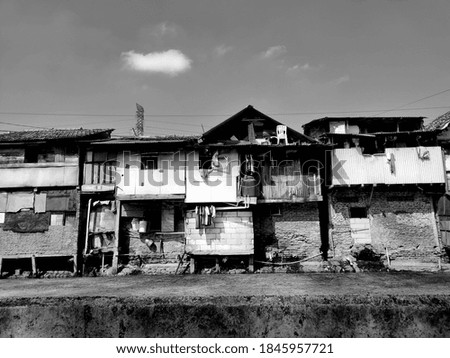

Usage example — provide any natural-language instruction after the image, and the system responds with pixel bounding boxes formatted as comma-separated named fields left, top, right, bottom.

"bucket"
left=139, top=220, right=148, bottom=233
left=241, top=175, right=258, bottom=197
left=131, top=218, right=139, bottom=231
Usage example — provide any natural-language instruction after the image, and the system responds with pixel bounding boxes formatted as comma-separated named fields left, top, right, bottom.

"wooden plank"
left=31, top=255, right=37, bottom=276
left=73, top=255, right=78, bottom=275
left=116, top=194, right=185, bottom=201
left=112, top=200, right=121, bottom=274
left=248, top=255, right=254, bottom=273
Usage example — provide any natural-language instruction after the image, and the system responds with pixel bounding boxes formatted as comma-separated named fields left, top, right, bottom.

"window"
left=349, top=207, right=367, bottom=218
left=50, top=214, right=64, bottom=226
left=141, top=155, right=158, bottom=170
left=84, top=151, right=117, bottom=184
left=349, top=207, right=371, bottom=244
left=50, top=212, right=76, bottom=226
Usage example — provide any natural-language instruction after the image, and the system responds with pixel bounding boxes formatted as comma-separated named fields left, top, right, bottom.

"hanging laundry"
left=195, top=206, right=201, bottom=229
left=210, top=205, right=216, bottom=218
left=204, top=206, right=211, bottom=226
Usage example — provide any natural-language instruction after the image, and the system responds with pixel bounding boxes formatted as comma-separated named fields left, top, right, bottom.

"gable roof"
left=424, top=111, right=450, bottom=131
left=0, top=128, right=114, bottom=143
left=201, top=105, right=317, bottom=144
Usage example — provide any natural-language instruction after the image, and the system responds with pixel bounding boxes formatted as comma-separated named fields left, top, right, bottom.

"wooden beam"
left=112, top=200, right=121, bottom=274
left=0, top=257, right=2, bottom=276
left=190, top=256, right=196, bottom=274
left=73, top=255, right=78, bottom=275
left=248, top=255, right=254, bottom=273
left=215, top=257, right=220, bottom=273
left=31, top=255, right=37, bottom=276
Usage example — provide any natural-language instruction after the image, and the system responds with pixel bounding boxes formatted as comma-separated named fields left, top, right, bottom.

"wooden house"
left=304, top=116, right=446, bottom=268
left=185, top=106, right=330, bottom=272
left=80, top=136, right=196, bottom=274
left=0, top=129, right=113, bottom=276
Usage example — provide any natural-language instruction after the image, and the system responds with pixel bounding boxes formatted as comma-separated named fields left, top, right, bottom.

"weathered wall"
left=119, top=201, right=185, bottom=264
left=0, top=189, right=80, bottom=258
left=185, top=210, right=253, bottom=255
left=253, top=203, right=322, bottom=260
left=0, top=226, right=78, bottom=257
left=330, top=188, right=440, bottom=262
left=1, top=295, right=450, bottom=337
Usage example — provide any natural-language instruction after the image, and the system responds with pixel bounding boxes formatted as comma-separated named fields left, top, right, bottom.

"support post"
left=190, top=256, right=196, bottom=274
left=248, top=254, right=254, bottom=273
left=215, top=257, right=220, bottom=273
left=73, top=254, right=78, bottom=275
left=31, top=255, right=37, bottom=276
left=0, top=257, right=3, bottom=276
left=112, top=200, right=121, bottom=274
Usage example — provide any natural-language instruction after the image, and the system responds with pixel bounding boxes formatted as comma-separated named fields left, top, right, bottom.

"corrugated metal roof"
left=91, top=135, right=198, bottom=145
left=303, top=116, right=425, bottom=128
left=0, top=129, right=113, bottom=143
left=425, top=111, right=450, bottom=131
left=332, top=147, right=445, bottom=186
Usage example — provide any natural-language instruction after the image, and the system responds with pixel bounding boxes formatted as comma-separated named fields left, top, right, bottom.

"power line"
left=373, top=88, right=450, bottom=116
left=1, top=105, right=450, bottom=120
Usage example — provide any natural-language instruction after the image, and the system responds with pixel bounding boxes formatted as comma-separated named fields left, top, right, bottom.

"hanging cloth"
left=210, top=205, right=216, bottom=218
left=195, top=206, right=201, bottom=229
left=204, top=206, right=211, bottom=226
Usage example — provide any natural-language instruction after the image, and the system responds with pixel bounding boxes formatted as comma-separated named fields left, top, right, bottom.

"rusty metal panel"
left=332, top=147, right=445, bottom=186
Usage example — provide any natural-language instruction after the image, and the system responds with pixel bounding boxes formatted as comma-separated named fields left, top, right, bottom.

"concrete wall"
left=185, top=210, right=253, bottom=255
left=330, top=188, right=440, bottom=263
left=253, top=203, right=322, bottom=260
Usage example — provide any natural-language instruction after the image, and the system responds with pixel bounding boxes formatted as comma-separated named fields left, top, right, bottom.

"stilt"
left=101, top=253, right=105, bottom=271
left=190, top=256, right=196, bottom=274
left=215, top=257, right=220, bottom=273
left=73, top=254, right=78, bottom=275
left=31, top=255, right=37, bottom=276
left=0, top=257, right=3, bottom=276
left=248, top=254, right=254, bottom=273
left=112, top=200, right=121, bottom=274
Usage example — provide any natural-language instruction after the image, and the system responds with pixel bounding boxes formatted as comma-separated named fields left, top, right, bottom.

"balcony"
left=0, top=163, right=78, bottom=188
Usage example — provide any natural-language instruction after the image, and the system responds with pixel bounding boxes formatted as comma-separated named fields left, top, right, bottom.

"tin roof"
left=0, top=128, right=114, bottom=143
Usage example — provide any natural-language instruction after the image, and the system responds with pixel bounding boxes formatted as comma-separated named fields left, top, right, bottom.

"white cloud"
left=261, top=45, right=287, bottom=59
left=153, top=22, right=178, bottom=38
left=329, top=75, right=350, bottom=86
left=286, top=63, right=321, bottom=75
left=214, top=44, right=233, bottom=57
left=121, top=49, right=192, bottom=76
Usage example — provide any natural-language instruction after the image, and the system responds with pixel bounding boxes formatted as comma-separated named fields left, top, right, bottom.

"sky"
left=1, top=0, right=450, bottom=136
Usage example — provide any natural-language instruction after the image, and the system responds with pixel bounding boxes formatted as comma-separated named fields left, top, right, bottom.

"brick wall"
left=253, top=203, right=322, bottom=260
left=0, top=226, right=78, bottom=257
left=0, top=188, right=80, bottom=258
left=330, top=187, right=440, bottom=262
left=185, top=210, right=253, bottom=255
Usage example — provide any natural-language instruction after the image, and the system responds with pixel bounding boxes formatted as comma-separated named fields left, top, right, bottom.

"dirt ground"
left=2, top=272, right=450, bottom=337
left=1, top=271, right=450, bottom=299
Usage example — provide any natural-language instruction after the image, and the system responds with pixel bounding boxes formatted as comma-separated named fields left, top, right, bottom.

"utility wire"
left=1, top=105, right=450, bottom=120
left=373, top=88, right=450, bottom=116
